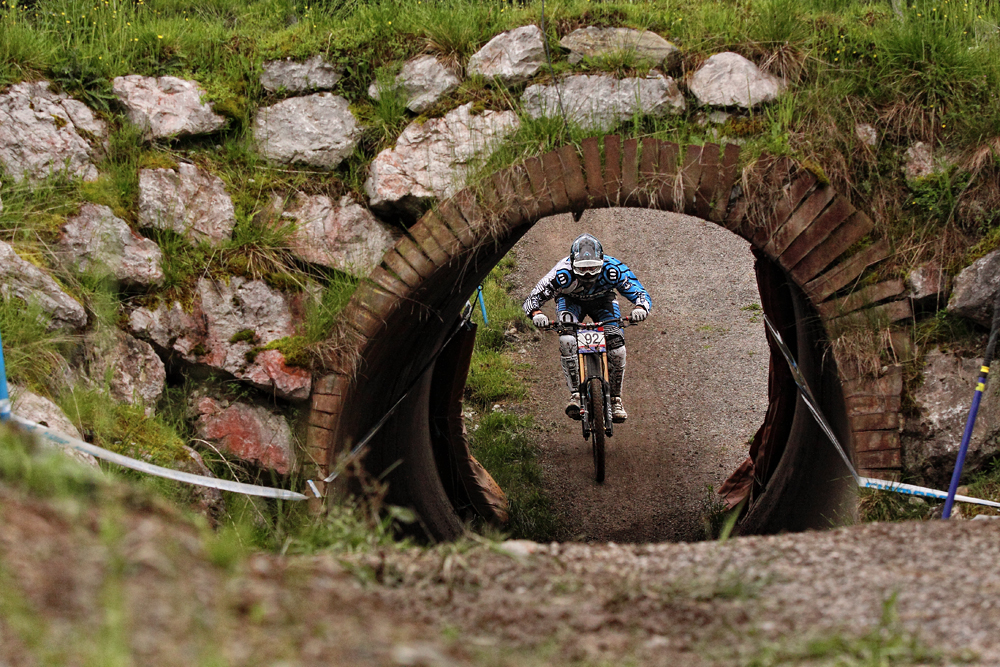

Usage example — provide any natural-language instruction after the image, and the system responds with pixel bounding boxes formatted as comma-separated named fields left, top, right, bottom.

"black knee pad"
left=607, top=331, right=625, bottom=350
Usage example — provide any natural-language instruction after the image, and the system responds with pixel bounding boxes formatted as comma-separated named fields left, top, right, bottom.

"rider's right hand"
left=532, top=311, right=549, bottom=328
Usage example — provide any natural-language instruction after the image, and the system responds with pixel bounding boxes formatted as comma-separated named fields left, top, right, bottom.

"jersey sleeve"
left=522, top=259, right=573, bottom=316
left=607, top=258, right=651, bottom=311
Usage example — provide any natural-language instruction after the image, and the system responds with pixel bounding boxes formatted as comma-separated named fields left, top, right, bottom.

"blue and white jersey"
left=522, top=256, right=652, bottom=316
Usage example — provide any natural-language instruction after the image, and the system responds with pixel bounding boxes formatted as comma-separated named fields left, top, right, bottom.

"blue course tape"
left=763, top=314, right=1000, bottom=509
left=0, top=328, right=10, bottom=423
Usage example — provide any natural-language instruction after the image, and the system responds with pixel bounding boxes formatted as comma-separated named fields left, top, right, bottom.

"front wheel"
left=589, top=377, right=606, bottom=483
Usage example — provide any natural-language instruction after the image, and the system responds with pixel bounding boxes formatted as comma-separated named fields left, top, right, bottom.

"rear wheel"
left=589, top=377, right=606, bottom=483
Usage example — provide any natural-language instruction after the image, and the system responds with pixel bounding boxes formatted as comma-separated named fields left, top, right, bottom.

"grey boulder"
left=138, top=163, right=236, bottom=246
left=521, top=73, right=685, bottom=131
left=260, top=55, right=342, bottom=93
left=280, top=193, right=399, bottom=274
left=559, top=27, right=680, bottom=68
left=82, top=329, right=166, bottom=412
left=467, top=24, right=546, bottom=83
left=0, top=240, right=87, bottom=331
left=129, top=277, right=312, bottom=401
left=369, top=55, right=461, bottom=113
left=948, top=249, right=1000, bottom=327
left=253, top=93, right=361, bottom=169
left=903, top=349, right=1000, bottom=486
left=8, top=384, right=99, bottom=468
left=0, top=81, right=107, bottom=182
left=112, top=75, right=227, bottom=139
left=59, top=204, right=163, bottom=286
left=365, top=102, right=519, bottom=219
left=689, top=52, right=784, bottom=108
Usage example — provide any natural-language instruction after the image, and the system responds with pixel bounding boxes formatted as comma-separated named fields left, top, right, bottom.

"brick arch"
left=307, top=136, right=910, bottom=539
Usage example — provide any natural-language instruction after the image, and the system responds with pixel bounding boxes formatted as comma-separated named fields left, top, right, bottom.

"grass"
left=463, top=253, right=560, bottom=541
left=744, top=594, right=942, bottom=666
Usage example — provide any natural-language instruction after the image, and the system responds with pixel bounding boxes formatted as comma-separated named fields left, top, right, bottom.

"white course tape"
left=762, top=315, right=1000, bottom=510
left=859, top=476, right=1000, bottom=509
left=9, top=414, right=307, bottom=501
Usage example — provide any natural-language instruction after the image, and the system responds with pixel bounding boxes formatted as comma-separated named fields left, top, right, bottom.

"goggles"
left=573, top=261, right=602, bottom=277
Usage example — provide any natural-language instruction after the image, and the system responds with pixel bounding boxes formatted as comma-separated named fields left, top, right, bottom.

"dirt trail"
left=509, top=209, right=770, bottom=543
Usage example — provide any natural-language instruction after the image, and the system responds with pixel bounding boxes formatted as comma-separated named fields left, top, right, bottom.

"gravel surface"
left=353, top=519, right=1000, bottom=665
left=509, top=209, right=770, bottom=542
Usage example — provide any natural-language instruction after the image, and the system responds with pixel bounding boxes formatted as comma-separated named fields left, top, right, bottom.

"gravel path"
left=509, top=209, right=770, bottom=542
left=356, top=520, right=1000, bottom=665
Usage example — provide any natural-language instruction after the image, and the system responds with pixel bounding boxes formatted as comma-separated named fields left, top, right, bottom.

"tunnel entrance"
left=508, top=208, right=771, bottom=543
left=308, top=138, right=911, bottom=542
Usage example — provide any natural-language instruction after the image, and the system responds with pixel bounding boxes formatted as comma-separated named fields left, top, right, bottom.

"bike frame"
left=557, top=319, right=625, bottom=440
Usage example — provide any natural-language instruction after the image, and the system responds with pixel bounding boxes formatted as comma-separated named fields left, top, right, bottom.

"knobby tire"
left=589, top=377, right=606, bottom=483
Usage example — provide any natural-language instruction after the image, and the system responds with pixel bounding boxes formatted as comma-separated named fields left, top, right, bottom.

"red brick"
left=680, top=144, right=704, bottom=215
left=343, top=301, right=385, bottom=338
left=858, top=468, right=901, bottom=481
left=855, top=449, right=901, bottom=469
left=353, top=280, right=399, bottom=319
left=725, top=195, right=750, bottom=232
left=771, top=170, right=818, bottom=231
left=603, top=135, right=623, bottom=206
left=438, top=199, right=477, bottom=248
left=842, top=365, right=903, bottom=398
left=313, top=373, right=350, bottom=396
left=828, top=299, right=912, bottom=331
left=311, top=392, right=343, bottom=415
left=710, top=143, right=741, bottom=223
left=846, top=394, right=901, bottom=417
left=779, top=196, right=856, bottom=271
left=580, top=136, right=607, bottom=205
left=765, top=185, right=836, bottom=257
left=694, top=143, right=721, bottom=220
left=850, top=412, right=900, bottom=431
left=421, top=210, right=465, bottom=257
left=890, top=330, right=915, bottom=363
left=369, top=265, right=412, bottom=299
left=636, top=137, right=659, bottom=208
left=382, top=249, right=422, bottom=287
left=395, top=236, right=435, bottom=279
left=309, top=409, right=339, bottom=431
left=306, top=424, right=334, bottom=459
left=523, top=155, right=556, bottom=218
left=818, top=279, right=906, bottom=320
left=621, top=137, right=639, bottom=206
left=408, top=222, right=450, bottom=266
left=541, top=150, right=571, bottom=212
left=853, top=430, right=900, bottom=453
left=655, top=141, right=680, bottom=211
left=559, top=144, right=589, bottom=212
left=491, top=169, right=525, bottom=228
left=795, top=214, right=879, bottom=292
left=453, top=189, right=486, bottom=232
left=508, top=164, right=538, bottom=220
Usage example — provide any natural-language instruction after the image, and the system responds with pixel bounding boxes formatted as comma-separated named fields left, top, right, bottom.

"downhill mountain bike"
left=543, top=318, right=634, bottom=483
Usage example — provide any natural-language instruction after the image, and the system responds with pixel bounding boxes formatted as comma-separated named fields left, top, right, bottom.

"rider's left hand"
left=630, top=306, right=648, bottom=323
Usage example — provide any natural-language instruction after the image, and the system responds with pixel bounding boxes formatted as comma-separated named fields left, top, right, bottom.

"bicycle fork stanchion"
left=476, top=285, right=489, bottom=326
left=943, top=289, right=1000, bottom=519
left=0, top=327, right=10, bottom=422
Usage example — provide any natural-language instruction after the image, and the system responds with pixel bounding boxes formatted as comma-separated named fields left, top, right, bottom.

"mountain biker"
left=523, top=233, right=651, bottom=423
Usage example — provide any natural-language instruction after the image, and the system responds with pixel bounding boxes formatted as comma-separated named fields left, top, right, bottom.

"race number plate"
left=577, top=328, right=606, bottom=354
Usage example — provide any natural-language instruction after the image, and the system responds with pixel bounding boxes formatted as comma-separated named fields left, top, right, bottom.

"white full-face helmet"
left=570, top=233, right=604, bottom=280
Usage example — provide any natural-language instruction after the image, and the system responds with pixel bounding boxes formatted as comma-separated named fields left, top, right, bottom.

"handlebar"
left=538, top=317, right=635, bottom=332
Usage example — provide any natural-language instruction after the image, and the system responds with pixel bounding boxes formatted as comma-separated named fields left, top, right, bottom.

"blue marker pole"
left=477, top=285, right=489, bottom=326
left=0, top=327, right=10, bottom=422
left=943, top=289, right=1000, bottom=519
